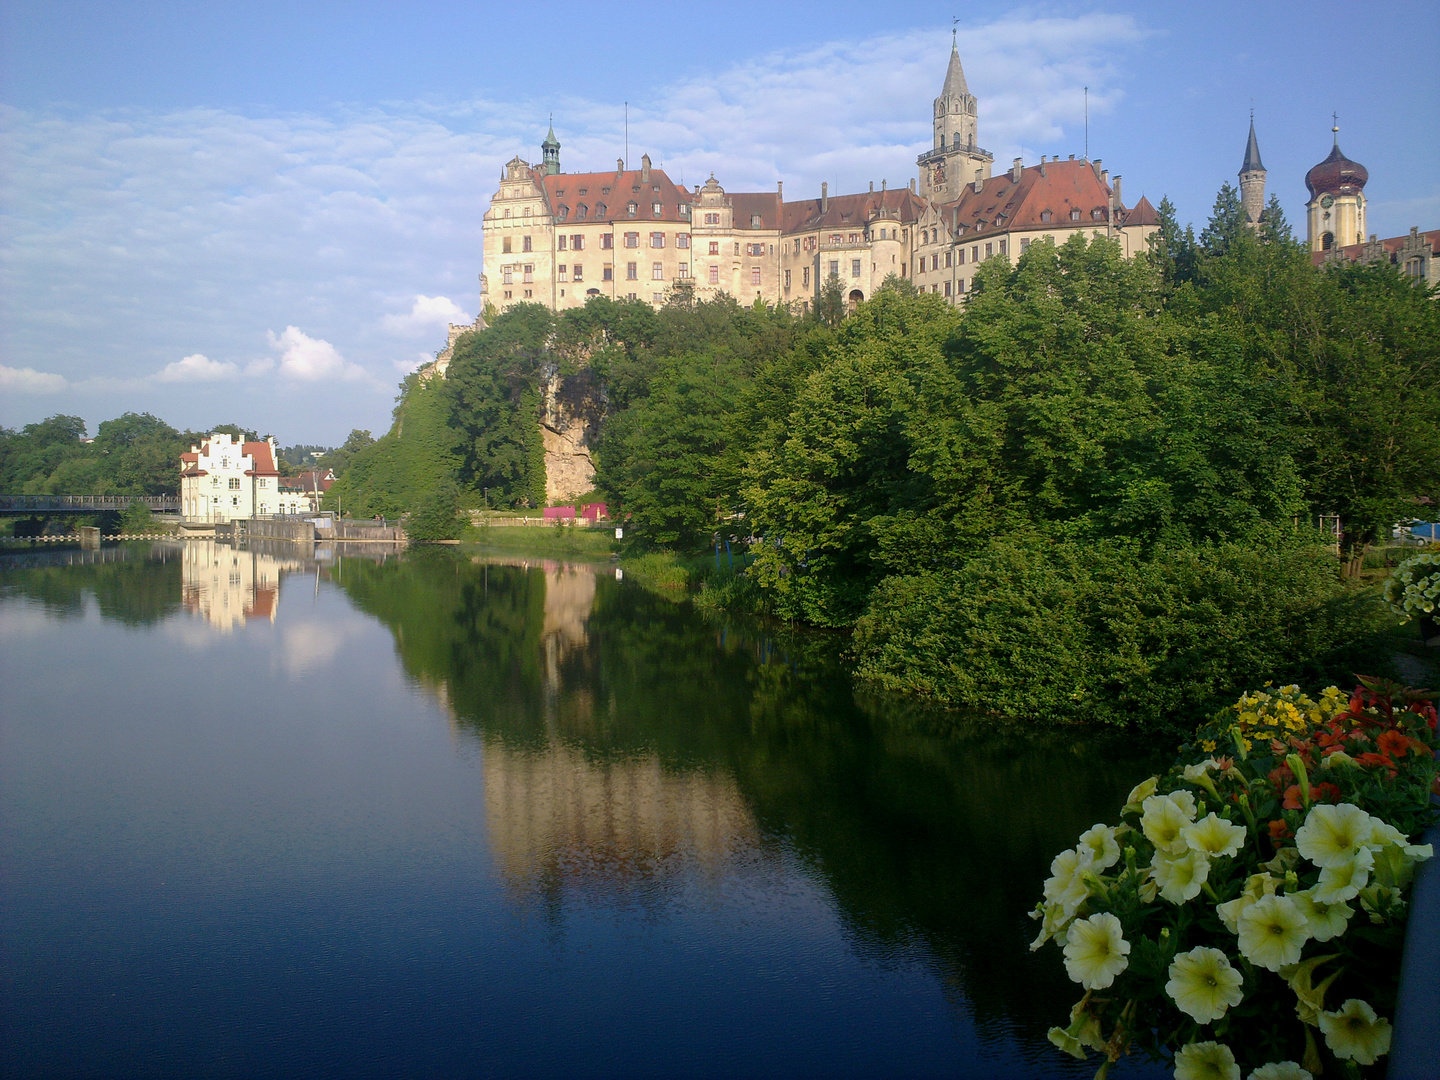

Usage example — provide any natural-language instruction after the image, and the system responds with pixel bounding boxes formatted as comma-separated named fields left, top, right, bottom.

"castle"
left=476, top=39, right=1161, bottom=321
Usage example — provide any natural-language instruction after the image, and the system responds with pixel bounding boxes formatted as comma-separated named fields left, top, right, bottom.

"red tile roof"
left=1120, top=195, right=1159, bottom=227
left=541, top=165, right=692, bottom=225
left=1311, top=228, right=1440, bottom=267
left=781, top=188, right=927, bottom=234
left=242, top=441, right=279, bottom=477
left=936, top=159, right=1122, bottom=235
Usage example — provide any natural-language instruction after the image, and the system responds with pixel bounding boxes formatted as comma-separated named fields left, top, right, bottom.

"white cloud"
left=266, top=325, right=376, bottom=384
left=0, top=364, right=68, bottom=392
left=382, top=294, right=470, bottom=335
left=394, top=352, right=436, bottom=374
left=155, top=352, right=240, bottom=382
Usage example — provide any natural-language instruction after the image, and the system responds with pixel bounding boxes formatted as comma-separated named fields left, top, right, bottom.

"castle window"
left=794, top=239, right=801, bottom=253
left=829, top=260, right=840, bottom=278
left=523, top=235, right=532, bottom=252
left=523, top=265, right=533, bottom=283
left=1040, top=210, right=1052, bottom=223
left=578, top=188, right=587, bottom=195
left=830, top=234, right=842, bottom=245
left=849, top=233, right=859, bottom=243
left=627, top=202, right=638, bottom=218
left=677, top=234, right=689, bottom=249
left=957, top=278, right=965, bottom=293
left=650, top=232, right=665, bottom=248
left=1020, top=238, right=1031, bottom=253
left=602, top=187, right=610, bottom=195
left=751, top=214, right=762, bottom=228
left=784, top=269, right=791, bottom=290
left=603, top=265, right=613, bottom=280
left=558, top=265, right=568, bottom=281
left=524, top=289, right=532, bottom=298
left=503, top=208, right=510, bottom=218
left=1405, top=258, right=1423, bottom=278
left=652, top=262, right=664, bottom=280
left=944, top=280, right=952, bottom=297
left=945, top=250, right=953, bottom=267
left=572, top=264, right=583, bottom=281
left=999, top=240, right=1008, bottom=256
left=228, top=477, right=241, bottom=490
left=558, top=206, right=569, bottom=221
left=851, top=259, right=861, bottom=278
left=752, top=268, right=762, bottom=285
left=596, top=203, right=607, bottom=218
left=601, top=234, right=613, bottom=249
left=1322, top=232, right=1334, bottom=251
left=624, top=232, right=639, bottom=248
left=971, top=246, right=979, bottom=262
left=577, top=205, right=588, bottom=220
left=503, top=267, right=513, bottom=284
left=627, top=262, right=638, bottom=280
left=677, top=263, right=689, bottom=278
left=523, top=207, right=531, bottom=218
left=958, top=249, right=966, bottom=265
left=802, top=267, right=810, bottom=287
left=652, top=202, right=662, bottom=217
left=1069, top=209, right=1080, bottom=221
left=1091, top=208, right=1103, bottom=220
left=705, top=213, right=720, bottom=225
left=503, top=237, right=512, bottom=253
left=571, top=235, right=584, bottom=250
left=985, top=242, right=993, bottom=257
left=679, top=205, right=690, bottom=218
left=558, top=235, right=567, bottom=250
left=709, top=265, right=719, bottom=284
left=709, top=241, right=719, bottom=255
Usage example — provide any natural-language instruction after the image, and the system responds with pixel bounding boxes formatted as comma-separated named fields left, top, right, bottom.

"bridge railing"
left=0, top=494, right=180, bottom=512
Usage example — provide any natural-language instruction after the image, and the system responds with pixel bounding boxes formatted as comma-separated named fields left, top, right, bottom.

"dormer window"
left=577, top=204, right=588, bottom=220
left=1070, top=209, right=1081, bottom=221
left=1091, top=208, right=1104, bottom=220
left=595, top=203, right=607, bottom=218
left=652, top=202, right=662, bottom=217
left=557, top=206, right=569, bottom=221
left=627, top=202, right=638, bottom=218
left=1040, top=210, right=1053, bottom=223
left=679, top=205, right=690, bottom=218
left=578, top=188, right=588, bottom=195
left=602, top=187, right=610, bottom=195
left=751, top=214, right=762, bottom=228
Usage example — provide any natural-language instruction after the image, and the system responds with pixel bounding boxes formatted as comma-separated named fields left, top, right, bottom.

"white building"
left=179, top=433, right=282, bottom=522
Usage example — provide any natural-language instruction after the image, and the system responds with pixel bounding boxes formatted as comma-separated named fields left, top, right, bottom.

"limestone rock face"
left=541, top=369, right=603, bottom=504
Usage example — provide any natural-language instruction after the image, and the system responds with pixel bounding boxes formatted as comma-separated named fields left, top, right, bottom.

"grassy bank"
left=464, top=524, right=618, bottom=558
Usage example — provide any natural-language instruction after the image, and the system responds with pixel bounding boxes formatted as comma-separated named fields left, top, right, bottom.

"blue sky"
left=2, top=1, right=1437, bottom=446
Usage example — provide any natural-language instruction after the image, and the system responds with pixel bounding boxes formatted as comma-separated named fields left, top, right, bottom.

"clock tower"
left=1305, top=120, right=1368, bottom=253
left=916, top=35, right=992, bottom=201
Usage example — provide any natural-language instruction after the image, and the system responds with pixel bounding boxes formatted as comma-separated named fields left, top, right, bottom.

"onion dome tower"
left=1238, top=113, right=1266, bottom=230
left=541, top=119, right=561, bottom=176
left=1305, top=118, right=1368, bottom=252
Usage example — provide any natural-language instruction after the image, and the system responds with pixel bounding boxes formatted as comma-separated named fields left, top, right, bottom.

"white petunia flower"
left=1317, top=998, right=1392, bottom=1065
left=1152, top=848, right=1212, bottom=904
left=1124, top=775, right=1158, bottom=810
left=1174, top=1040, right=1240, bottom=1080
left=1077, top=824, right=1121, bottom=871
left=1296, top=804, right=1373, bottom=868
left=1182, top=813, right=1247, bottom=859
left=1247, top=1063, right=1312, bottom=1080
left=1291, top=889, right=1354, bottom=942
left=1043, top=848, right=1092, bottom=915
left=1237, top=894, right=1310, bottom=971
left=1165, top=947, right=1244, bottom=1023
left=1313, top=848, right=1373, bottom=904
left=1062, top=912, right=1130, bottom=989
left=1142, top=792, right=1197, bottom=854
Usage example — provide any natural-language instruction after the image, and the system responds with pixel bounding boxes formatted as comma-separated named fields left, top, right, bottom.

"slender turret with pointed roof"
left=917, top=34, right=991, bottom=201
left=541, top=118, right=561, bottom=175
left=1238, top=113, right=1266, bottom=228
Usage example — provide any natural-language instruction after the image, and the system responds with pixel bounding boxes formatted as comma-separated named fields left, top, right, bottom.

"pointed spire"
left=542, top=114, right=559, bottom=150
left=1241, top=114, right=1264, bottom=173
left=942, top=38, right=969, bottom=99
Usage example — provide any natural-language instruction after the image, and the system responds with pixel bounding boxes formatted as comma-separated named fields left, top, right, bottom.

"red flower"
left=1283, top=786, right=1304, bottom=810
left=1268, top=765, right=1294, bottom=789
left=1377, top=730, right=1411, bottom=758
left=1356, top=751, right=1399, bottom=778
left=1312, top=781, right=1342, bottom=803
left=1268, top=819, right=1293, bottom=843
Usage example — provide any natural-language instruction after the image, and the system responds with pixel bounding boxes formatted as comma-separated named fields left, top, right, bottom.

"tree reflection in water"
left=334, top=549, right=1168, bottom=1058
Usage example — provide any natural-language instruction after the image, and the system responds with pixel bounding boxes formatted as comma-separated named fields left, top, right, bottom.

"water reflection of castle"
left=457, top=559, right=768, bottom=896
left=181, top=540, right=308, bottom=631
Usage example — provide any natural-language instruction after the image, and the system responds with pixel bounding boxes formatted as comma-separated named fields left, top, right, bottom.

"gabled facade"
left=179, top=433, right=282, bottom=522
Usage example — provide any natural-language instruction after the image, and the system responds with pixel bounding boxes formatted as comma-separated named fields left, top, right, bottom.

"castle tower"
left=1238, top=114, right=1266, bottom=230
left=1305, top=119, right=1368, bottom=252
left=916, top=35, right=992, bottom=201
left=541, top=120, right=561, bottom=176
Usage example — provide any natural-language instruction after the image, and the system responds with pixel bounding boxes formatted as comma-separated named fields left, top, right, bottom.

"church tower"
left=1305, top=120, right=1368, bottom=252
left=916, top=36, right=992, bottom=201
left=1238, top=114, right=1266, bottom=230
left=541, top=120, right=561, bottom=176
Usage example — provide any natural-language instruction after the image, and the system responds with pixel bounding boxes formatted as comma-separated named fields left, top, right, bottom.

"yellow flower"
left=1202, top=739, right=1218, bottom=753
left=1077, top=824, right=1121, bottom=872
left=1182, top=813, right=1247, bottom=859
left=1062, top=912, right=1130, bottom=989
left=1165, top=946, right=1244, bottom=1023
left=1295, top=804, right=1372, bottom=868
left=1142, top=792, right=1197, bottom=854
left=1173, top=1040, right=1240, bottom=1080
left=1291, top=890, right=1354, bottom=942
left=1317, top=999, right=1392, bottom=1065
left=1152, top=848, right=1212, bottom=904
left=1248, top=1062, right=1313, bottom=1079
left=1216, top=874, right=1277, bottom=934
left=1312, top=848, right=1373, bottom=904
left=1237, top=894, right=1310, bottom=971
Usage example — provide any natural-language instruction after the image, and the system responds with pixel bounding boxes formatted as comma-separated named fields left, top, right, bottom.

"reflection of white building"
left=180, top=433, right=282, bottom=522
left=181, top=540, right=307, bottom=631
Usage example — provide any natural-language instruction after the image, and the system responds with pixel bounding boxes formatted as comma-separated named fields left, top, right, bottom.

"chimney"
left=1112, top=175, right=1122, bottom=206
left=972, top=169, right=983, bottom=194
left=777, top=180, right=783, bottom=200
left=616, top=158, right=625, bottom=173
left=1068, top=154, right=1075, bottom=161
left=881, top=178, right=887, bottom=191
left=909, top=177, right=916, bottom=193
left=1092, top=158, right=1103, bottom=181
left=1040, top=155, right=1048, bottom=178
left=1011, top=156, right=1022, bottom=183
left=869, top=181, right=874, bottom=193
left=821, top=182, right=828, bottom=213
left=640, top=154, right=651, bottom=183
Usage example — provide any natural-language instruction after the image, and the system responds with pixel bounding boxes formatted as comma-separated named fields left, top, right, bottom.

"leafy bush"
left=1032, top=679, right=1437, bottom=1078
left=852, top=534, right=1391, bottom=732
left=404, top=482, right=462, bottom=542
left=1382, top=552, right=1440, bottom=622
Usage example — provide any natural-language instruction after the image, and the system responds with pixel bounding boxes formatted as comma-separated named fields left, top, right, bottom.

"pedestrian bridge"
left=0, top=494, right=180, bottom=514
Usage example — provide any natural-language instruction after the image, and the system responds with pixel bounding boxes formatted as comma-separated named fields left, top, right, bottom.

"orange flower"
left=1311, top=781, right=1342, bottom=803
left=1356, top=751, right=1398, bottom=777
left=1377, top=730, right=1410, bottom=758
left=1283, top=786, right=1304, bottom=810
left=1268, top=819, right=1293, bottom=843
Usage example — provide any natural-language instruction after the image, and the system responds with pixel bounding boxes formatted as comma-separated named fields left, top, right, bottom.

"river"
left=0, top=540, right=1168, bottom=1079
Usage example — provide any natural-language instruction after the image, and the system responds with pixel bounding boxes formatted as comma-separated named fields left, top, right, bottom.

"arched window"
left=1322, top=232, right=1334, bottom=251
